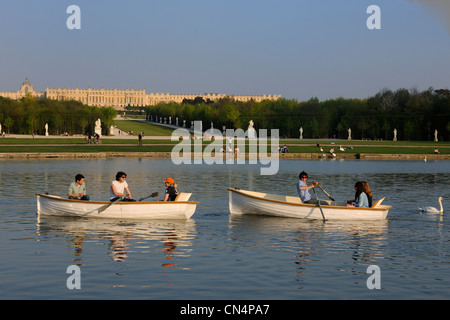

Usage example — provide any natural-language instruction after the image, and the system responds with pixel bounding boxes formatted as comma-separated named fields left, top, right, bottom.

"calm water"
left=0, top=158, right=449, bottom=300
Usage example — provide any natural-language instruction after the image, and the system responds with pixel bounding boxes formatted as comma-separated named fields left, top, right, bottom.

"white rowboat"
left=228, top=188, right=391, bottom=221
left=36, top=193, right=199, bottom=220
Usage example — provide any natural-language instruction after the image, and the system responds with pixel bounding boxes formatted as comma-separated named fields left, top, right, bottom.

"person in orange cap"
left=163, top=177, right=178, bottom=201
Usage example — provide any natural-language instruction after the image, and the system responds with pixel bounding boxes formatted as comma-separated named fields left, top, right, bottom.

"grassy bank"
left=0, top=143, right=448, bottom=155
left=0, top=138, right=174, bottom=145
left=112, top=120, right=174, bottom=136
left=0, top=118, right=448, bottom=155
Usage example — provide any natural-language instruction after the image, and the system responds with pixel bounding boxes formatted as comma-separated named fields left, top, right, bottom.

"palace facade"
left=0, top=78, right=281, bottom=109
left=0, top=78, right=44, bottom=100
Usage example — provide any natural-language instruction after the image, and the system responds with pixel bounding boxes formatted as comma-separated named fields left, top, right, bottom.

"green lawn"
left=0, top=144, right=448, bottom=154
left=112, top=120, right=175, bottom=136
left=0, top=138, right=85, bottom=145
left=279, top=139, right=450, bottom=146
left=285, top=145, right=449, bottom=154
left=0, top=124, right=448, bottom=155
left=0, top=138, right=174, bottom=145
left=0, top=145, right=175, bottom=153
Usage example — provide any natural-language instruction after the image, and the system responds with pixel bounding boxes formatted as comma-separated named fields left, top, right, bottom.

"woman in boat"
left=347, top=181, right=369, bottom=208
left=163, top=177, right=178, bottom=201
left=362, top=181, right=373, bottom=207
left=110, top=171, right=135, bottom=201
left=296, top=171, right=318, bottom=203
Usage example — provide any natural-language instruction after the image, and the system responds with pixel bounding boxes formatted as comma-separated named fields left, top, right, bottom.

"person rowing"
left=110, top=171, right=135, bottom=202
left=296, top=171, right=318, bottom=204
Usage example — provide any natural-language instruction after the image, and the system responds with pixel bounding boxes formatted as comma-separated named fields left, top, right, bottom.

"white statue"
left=347, top=128, right=351, bottom=141
left=393, top=128, right=397, bottom=141
left=299, top=127, right=303, bottom=140
left=434, top=129, right=438, bottom=142
left=45, top=123, right=49, bottom=136
left=248, top=120, right=257, bottom=139
left=95, top=119, right=102, bottom=136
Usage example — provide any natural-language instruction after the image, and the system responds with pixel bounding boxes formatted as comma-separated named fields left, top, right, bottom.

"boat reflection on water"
left=36, top=215, right=197, bottom=266
left=227, top=215, right=389, bottom=287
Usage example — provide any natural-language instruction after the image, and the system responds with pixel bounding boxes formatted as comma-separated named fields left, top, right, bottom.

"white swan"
left=418, top=197, right=444, bottom=213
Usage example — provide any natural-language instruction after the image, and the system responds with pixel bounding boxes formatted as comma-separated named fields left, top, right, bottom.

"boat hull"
left=228, top=188, right=391, bottom=221
left=36, top=194, right=199, bottom=219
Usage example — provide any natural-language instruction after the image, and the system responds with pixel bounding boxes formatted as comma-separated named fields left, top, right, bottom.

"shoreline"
left=0, top=152, right=448, bottom=160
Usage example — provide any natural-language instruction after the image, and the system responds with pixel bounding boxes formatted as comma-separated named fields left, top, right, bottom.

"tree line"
left=146, top=87, right=450, bottom=141
left=0, top=94, right=117, bottom=136
left=1, top=88, right=448, bottom=140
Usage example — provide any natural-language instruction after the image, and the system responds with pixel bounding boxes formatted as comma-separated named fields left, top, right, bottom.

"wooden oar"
left=97, top=197, right=123, bottom=214
left=316, top=184, right=335, bottom=201
left=139, top=192, right=159, bottom=202
left=313, top=188, right=326, bottom=222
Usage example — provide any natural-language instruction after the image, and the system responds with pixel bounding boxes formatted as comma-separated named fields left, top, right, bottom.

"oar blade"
left=138, top=192, right=159, bottom=202
left=97, top=197, right=122, bottom=213
left=313, top=188, right=326, bottom=222
left=97, top=204, right=110, bottom=213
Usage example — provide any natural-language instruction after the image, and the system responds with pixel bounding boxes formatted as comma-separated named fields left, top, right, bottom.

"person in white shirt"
left=110, top=171, right=134, bottom=201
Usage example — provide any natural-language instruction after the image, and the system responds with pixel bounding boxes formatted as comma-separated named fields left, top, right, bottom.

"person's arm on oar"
left=111, top=183, right=132, bottom=199
left=124, top=186, right=132, bottom=200
left=301, top=181, right=318, bottom=190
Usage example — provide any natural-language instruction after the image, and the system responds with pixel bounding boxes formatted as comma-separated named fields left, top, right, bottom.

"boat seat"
left=372, top=197, right=385, bottom=208
left=285, top=196, right=302, bottom=204
left=174, top=192, right=192, bottom=201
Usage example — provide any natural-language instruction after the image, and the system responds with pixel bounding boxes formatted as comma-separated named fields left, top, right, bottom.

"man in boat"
left=296, top=171, right=318, bottom=203
left=67, top=174, right=90, bottom=200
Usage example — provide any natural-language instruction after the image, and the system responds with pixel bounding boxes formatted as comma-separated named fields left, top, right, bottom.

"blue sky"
left=0, top=0, right=449, bottom=101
